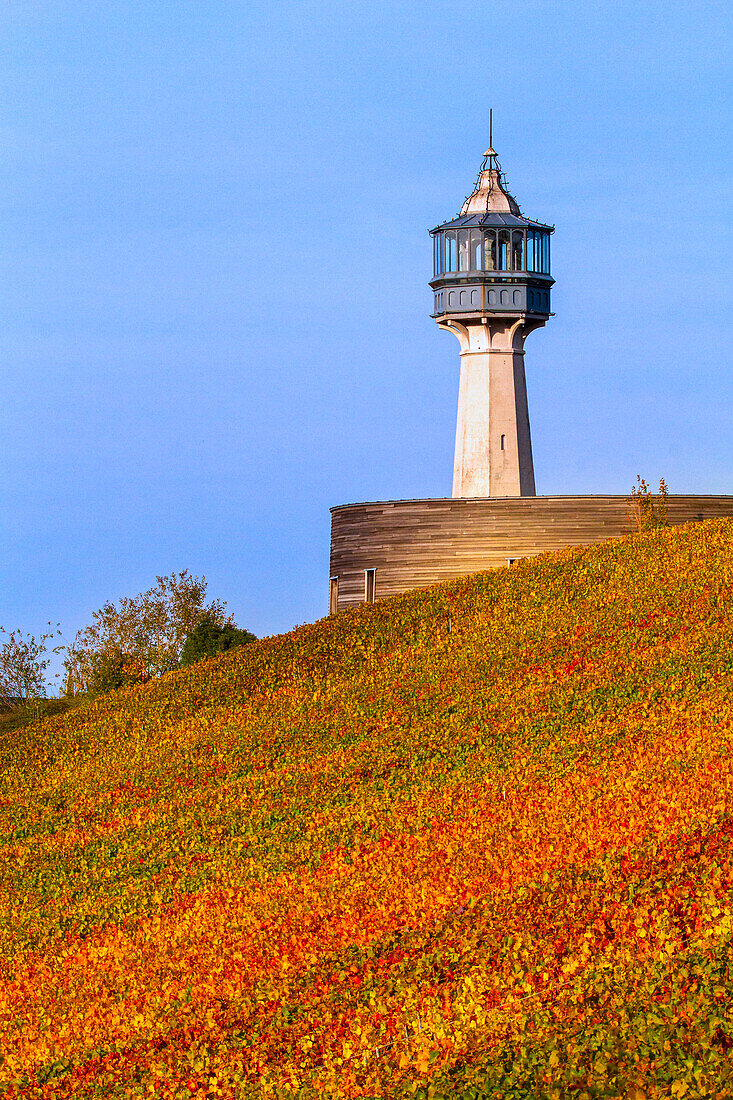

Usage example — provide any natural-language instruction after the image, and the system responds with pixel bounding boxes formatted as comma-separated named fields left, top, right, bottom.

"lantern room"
left=433, top=220, right=551, bottom=277
left=429, top=146, right=554, bottom=319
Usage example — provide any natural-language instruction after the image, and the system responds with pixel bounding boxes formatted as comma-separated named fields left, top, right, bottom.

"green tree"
left=0, top=624, right=62, bottom=710
left=87, top=650, right=150, bottom=695
left=180, top=618, right=256, bottom=668
left=67, top=571, right=231, bottom=690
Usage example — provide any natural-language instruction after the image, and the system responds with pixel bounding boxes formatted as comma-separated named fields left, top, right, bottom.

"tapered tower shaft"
left=447, top=317, right=541, bottom=497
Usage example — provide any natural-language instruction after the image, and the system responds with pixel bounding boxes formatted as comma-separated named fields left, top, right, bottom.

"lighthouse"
left=429, top=140, right=554, bottom=497
left=330, top=132, right=733, bottom=611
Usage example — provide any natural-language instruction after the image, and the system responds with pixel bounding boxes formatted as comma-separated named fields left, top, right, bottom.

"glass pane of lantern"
left=511, top=231, right=523, bottom=271
left=470, top=230, right=481, bottom=270
left=498, top=230, right=510, bottom=270
left=446, top=233, right=456, bottom=272
left=458, top=230, right=470, bottom=271
left=483, top=231, right=496, bottom=271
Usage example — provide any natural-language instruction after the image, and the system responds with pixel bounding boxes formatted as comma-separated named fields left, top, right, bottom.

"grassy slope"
left=1, top=520, right=733, bottom=1099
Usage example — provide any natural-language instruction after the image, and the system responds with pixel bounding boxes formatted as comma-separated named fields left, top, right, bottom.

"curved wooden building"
left=329, top=496, right=733, bottom=611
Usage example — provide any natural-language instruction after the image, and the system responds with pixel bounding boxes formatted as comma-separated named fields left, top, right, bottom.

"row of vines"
left=1, top=520, right=733, bottom=1097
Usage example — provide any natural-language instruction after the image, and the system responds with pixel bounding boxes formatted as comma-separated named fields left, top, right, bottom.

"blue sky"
left=2, top=0, right=732, bottom=675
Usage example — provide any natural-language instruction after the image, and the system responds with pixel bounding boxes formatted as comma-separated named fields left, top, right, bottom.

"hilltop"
left=1, top=520, right=733, bottom=1099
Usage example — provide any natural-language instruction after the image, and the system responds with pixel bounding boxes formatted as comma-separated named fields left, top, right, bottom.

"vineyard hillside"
left=2, top=520, right=733, bottom=1098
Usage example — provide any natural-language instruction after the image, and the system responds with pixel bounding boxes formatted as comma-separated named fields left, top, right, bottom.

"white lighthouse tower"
left=330, top=131, right=733, bottom=614
left=429, top=136, right=554, bottom=497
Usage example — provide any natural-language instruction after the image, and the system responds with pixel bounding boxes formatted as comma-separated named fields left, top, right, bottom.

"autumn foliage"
left=65, top=571, right=231, bottom=692
left=2, top=520, right=733, bottom=1098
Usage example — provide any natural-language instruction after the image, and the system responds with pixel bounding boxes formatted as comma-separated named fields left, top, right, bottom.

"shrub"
left=627, top=475, right=669, bottom=532
left=180, top=618, right=256, bottom=667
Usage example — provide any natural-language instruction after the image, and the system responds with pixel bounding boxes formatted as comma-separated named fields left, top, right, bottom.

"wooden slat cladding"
left=329, top=496, right=733, bottom=610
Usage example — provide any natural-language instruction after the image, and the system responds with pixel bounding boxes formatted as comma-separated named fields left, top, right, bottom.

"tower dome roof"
left=460, top=147, right=521, bottom=216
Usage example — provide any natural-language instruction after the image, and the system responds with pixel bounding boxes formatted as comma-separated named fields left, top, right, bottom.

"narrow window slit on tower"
left=500, top=434, right=506, bottom=451
left=329, top=577, right=339, bottom=615
left=364, top=568, right=376, bottom=604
